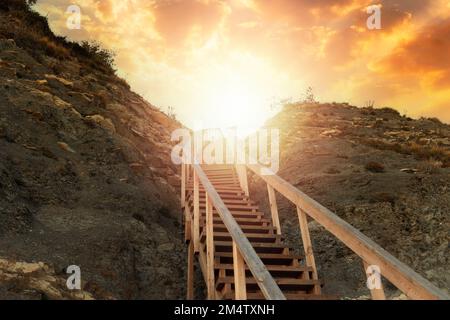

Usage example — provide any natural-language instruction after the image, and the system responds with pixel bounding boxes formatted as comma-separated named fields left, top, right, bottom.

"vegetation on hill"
left=0, top=0, right=117, bottom=76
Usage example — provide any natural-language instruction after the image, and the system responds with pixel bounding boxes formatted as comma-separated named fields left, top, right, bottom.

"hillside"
left=250, top=103, right=450, bottom=298
left=0, top=2, right=185, bottom=299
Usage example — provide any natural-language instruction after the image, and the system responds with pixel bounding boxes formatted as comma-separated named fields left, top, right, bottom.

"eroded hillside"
left=0, top=2, right=185, bottom=299
left=251, top=103, right=450, bottom=298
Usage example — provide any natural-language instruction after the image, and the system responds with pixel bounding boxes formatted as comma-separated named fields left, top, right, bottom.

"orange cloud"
left=376, top=19, right=450, bottom=85
left=34, top=0, right=450, bottom=124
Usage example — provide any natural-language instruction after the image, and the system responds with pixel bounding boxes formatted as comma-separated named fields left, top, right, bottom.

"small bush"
left=166, top=106, right=177, bottom=120
left=365, top=161, right=385, bottom=173
left=79, top=41, right=116, bottom=71
left=418, top=160, right=442, bottom=174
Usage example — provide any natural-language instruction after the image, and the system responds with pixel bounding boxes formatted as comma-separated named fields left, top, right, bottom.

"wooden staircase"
left=185, top=165, right=324, bottom=299
left=180, top=154, right=448, bottom=300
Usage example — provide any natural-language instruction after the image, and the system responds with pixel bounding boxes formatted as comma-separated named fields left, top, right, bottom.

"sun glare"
left=191, top=64, right=281, bottom=136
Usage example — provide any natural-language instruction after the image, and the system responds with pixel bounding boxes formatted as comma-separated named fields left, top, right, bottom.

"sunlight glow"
left=188, top=52, right=299, bottom=136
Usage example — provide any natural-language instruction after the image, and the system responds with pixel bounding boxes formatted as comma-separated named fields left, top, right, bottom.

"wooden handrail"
left=192, top=164, right=286, bottom=300
left=247, top=164, right=449, bottom=300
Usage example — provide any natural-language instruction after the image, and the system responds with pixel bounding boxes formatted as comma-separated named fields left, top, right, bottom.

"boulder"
left=85, top=114, right=116, bottom=133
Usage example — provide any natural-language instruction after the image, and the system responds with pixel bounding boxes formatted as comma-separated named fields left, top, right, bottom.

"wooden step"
left=190, top=192, right=249, bottom=201
left=204, top=174, right=236, bottom=178
left=214, top=263, right=314, bottom=279
left=214, top=252, right=302, bottom=266
left=186, top=185, right=242, bottom=191
left=212, top=225, right=276, bottom=234
left=204, top=232, right=281, bottom=243
left=213, top=241, right=289, bottom=254
left=190, top=203, right=259, bottom=211
left=216, top=276, right=319, bottom=292
left=204, top=217, right=272, bottom=226
left=222, top=291, right=335, bottom=300
left=192, top=198, right=256, bottom=206
left=198, top=211, right=264, bottom=219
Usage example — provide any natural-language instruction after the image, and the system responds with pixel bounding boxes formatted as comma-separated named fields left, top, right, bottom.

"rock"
left=45, top=74, right=74, bottom=87
left=36, top=79, right=48, bottom=85
left=400, top=168, right=419, bottom=174
left=392, top=293, right=409, bottom=300
left=85, top=114, right=116, bottom=133
left=320, top=129, right=342, bottom=137
left=57, top=142, right=76, bottom=153
left=0, top=258, right=94, bottom=300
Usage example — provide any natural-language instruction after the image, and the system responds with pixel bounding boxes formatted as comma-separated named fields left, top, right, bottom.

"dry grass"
left=1, top=1, right=116, bottom=74
left=418, top=160, right=443, bottom=174
left=363, top=139, right=450, bottom=168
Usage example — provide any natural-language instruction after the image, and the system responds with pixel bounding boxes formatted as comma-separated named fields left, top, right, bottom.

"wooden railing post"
left=296, top=206, right=320, bottom=294
left=186, top=163, right=191, bottom=183
left=193, top=171, right=200, bottom=253
left=267, top=184, right=281, bottom=235
left=236, top=165, right=249, bottom=196
left=206, top=195, right=215, bottom=299
left=363, top=261, right=386, bottom=300
left=233, top=241, right=247, bottom=300
left=187, top=240, right=194, bottom=300
left=184, top=206, right=191, bottom=242
left=181, top=163, right=186, bottom=208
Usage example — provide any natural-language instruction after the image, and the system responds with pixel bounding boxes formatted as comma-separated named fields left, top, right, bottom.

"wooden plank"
left=363, top=261, right=386, bottom=300
left=184, top=205, right=191, bottom=242
left=186, top=163, right=190, bottom=185
left=247, top=163, right=449, bottom=300
left=187, top=240, right=194, bottom=300
left=193, top=164, right=286, bottom=300
left=181, top=163, right=186, bottom=208
left=206, top=195, right=215, bottom=299
left=236, top=165, right=249, bottom=196
left=296, top=206, right=320, bottom=294
left=215, top=263, right=314, bottom=273
left=267, top=185, right=281, bottom=235
left=233, top=241, right=247, bottom=300
left=193, top=171, right=200, bottom=253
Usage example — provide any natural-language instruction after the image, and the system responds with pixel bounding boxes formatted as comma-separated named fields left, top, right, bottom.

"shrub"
left=0, top=2, right=117, bottom=75
left=418, top=160, right=442, bottom=174
left=79, top=41, right=116, bottom=71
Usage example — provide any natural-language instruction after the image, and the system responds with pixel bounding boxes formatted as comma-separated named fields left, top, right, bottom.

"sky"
left=35, top=0, right=450, bottom=129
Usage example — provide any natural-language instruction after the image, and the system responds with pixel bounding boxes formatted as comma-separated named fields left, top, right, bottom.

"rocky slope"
left=0, top=2, right=185, bottom=299
left=251, top=102, right=450, bottom=298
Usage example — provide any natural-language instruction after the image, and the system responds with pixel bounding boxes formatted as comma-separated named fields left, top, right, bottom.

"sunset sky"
left=35, top=0, right=450, bottom=129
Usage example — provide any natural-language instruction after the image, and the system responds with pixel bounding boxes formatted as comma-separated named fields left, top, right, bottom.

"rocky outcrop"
left=0, top=258, right=95, bottom=299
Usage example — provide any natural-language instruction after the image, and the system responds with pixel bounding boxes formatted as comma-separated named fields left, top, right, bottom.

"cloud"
left=34, top=0, right=450, bottom=124
left=375, top=18, right=450, bottom=88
